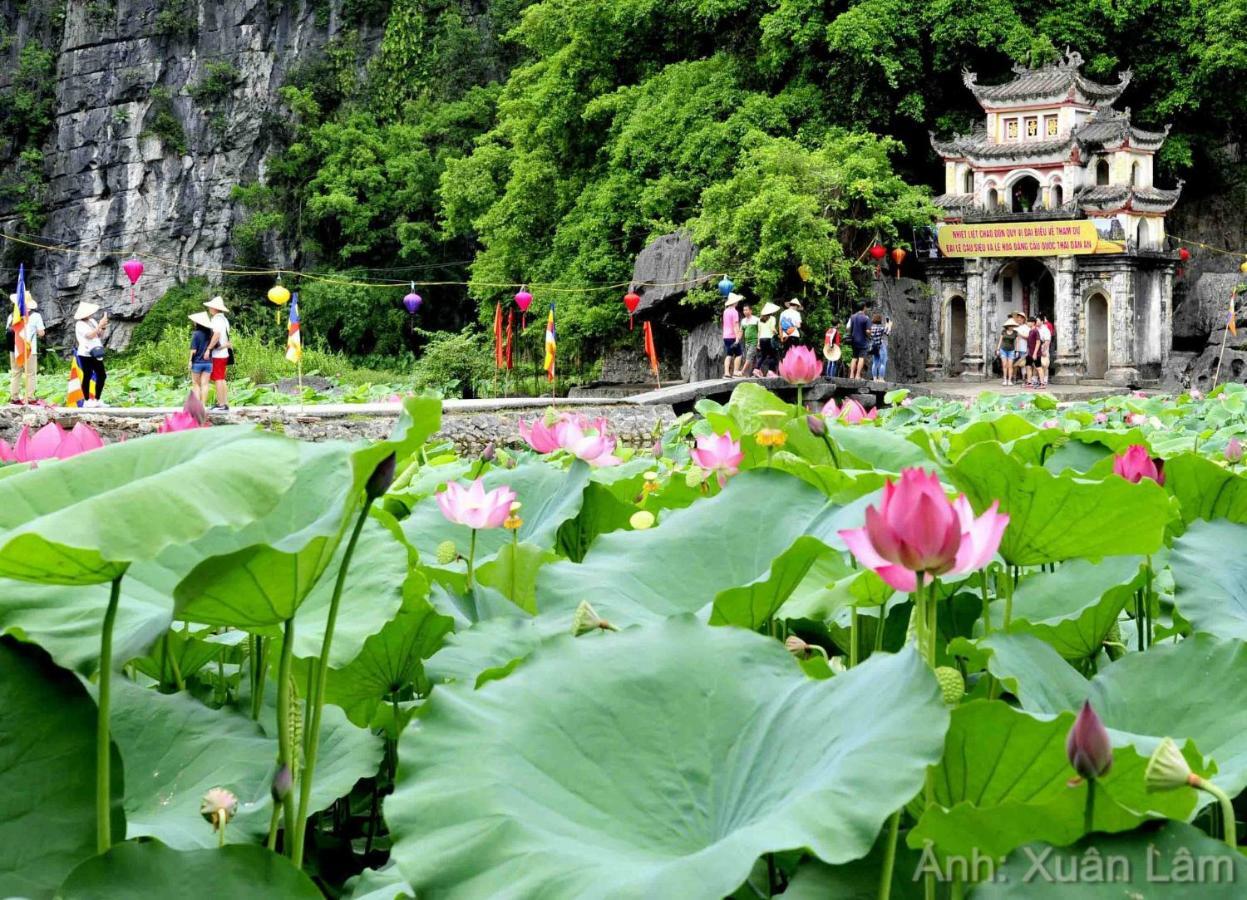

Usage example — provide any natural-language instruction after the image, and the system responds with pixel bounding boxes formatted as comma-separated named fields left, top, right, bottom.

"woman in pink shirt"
left=722, top=293, right=742, bottom=378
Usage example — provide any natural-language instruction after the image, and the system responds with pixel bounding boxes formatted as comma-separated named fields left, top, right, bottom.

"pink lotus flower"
left=1094, top=412, right=1109, bottom=425
left=821, top=398, right=877, bottom=424
left=554, top=416, right=620, bottom=467
left=0, top=421, right=104, bottom=463
left=778, top=346, right=821, bottom=385
left=900, top=397, right=913, bottom=408
left=1226, top=437, right=1243, bottom=463
left=691, top=432, right=743, bottom=487
left=1042, top=418, right=1060, bottom=429
left=839, top=468, right=1008, bottom=592
left=1066, top=701, right=1113, bottom=780
left=518, top=417, right=562, bottom=453
left=1190, top=388, right=1204, bottom=401
left=1113, top=445, right=1164, bottom=485
left=435, top=479, right=518, bottom=530
left=158, top=392, right=211, bottom=433
left=1126, top=412, right=1146, bottom=426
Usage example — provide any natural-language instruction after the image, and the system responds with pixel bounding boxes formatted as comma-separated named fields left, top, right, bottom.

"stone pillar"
left=963, top=258, right=985, bottom=378
left=1053, top=257, right=1081, bottom=382
left=1106, top=269, right=1139, bottom=386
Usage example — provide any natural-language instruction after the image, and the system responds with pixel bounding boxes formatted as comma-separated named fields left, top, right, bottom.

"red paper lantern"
left=869, top=243, right=887, bottom=261
left=891, top=247, right=906, bottom=267
left=1178, top=247, right=1191, bottom=262
left=623, top=290, right=641, bottom=330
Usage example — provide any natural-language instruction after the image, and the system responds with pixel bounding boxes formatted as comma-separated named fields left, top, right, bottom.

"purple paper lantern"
left=403, top=291, right=422, bottom=314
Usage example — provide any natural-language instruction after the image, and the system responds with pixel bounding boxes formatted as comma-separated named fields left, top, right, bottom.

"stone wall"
left=0, top=402, right=678, bottom=455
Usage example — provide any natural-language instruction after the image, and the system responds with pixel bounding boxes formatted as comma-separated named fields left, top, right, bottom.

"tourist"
left=203, top=296, right=232, bottom=410
left=188, top=311, right=214, bottom=402
left=1024, top=315, right=1042, bottom=386
left=848, top=301, right=871, bottom=380
left=755, top=302, right=780, bottom=376
left=1013, top=312, right=1032, bottom=386
left=823, top=322, right=842, bottom=378
left=721, top=293, right=742, bottom=378
left=995, top=314, right=1020, bottom=386
left=7, top=293, right=44, bottom=404
left=74, top=301, right=109, bottom=407
left=1037, top=316, right=1053, bottom=387
left=779, top=299, right=803, bottom=350
left=736, top=304, right=759, bottom=377
left=868, top=313, right=892, bottom=381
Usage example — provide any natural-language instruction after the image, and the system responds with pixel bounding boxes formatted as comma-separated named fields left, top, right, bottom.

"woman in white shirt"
left=202, top=296, right=231, bottom=410
left=74, top=301, right=109, bottom=407
left=8, top=293, right=44, bottom=404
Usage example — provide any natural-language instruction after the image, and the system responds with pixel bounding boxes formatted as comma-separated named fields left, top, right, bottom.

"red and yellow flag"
left=493, top=302, right=504, bottom=368
left=66, top=357, right=85, bottom=407
left=642, top=320, right=659, bottom=376
left=505, top=309, right=515, bottom=370
left=11, top=264, right=29, bottom=368
left=1230, top=291, right=1238, bottom=337
left=543, top=304, right=556, bottom=382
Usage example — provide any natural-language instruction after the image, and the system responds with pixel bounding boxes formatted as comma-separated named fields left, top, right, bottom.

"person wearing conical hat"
left=755, top=301, right=781, bottom=377
left=74, top=301, right=110, bottom=407
left=202, top=296, right=231, bottom=410
left=6, top=292, right=44, bottom=404
left=722, top=292, right=743, bottom=379
left=188, top=311, right=214, bottom=404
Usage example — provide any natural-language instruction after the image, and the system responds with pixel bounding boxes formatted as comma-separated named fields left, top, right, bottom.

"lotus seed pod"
left=571, top=600, right=617, bottom=636
left=200, top=787, right=238, bottom=830
left=435, top=540, right=458, bottom=565
left=934, top=666, right=965, bottom=706
left=1145, top=738, right=1194, bottom=793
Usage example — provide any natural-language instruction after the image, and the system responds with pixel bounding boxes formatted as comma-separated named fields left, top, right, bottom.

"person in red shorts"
left=202, top=296, right=232, bottom=411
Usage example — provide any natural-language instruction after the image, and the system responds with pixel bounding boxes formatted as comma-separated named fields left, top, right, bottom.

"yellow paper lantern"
left=267, top=284, right=291, bottom=306
left=797, top=263, right=812, bottom=282
left=1240, top=260, right=1247, bottom=274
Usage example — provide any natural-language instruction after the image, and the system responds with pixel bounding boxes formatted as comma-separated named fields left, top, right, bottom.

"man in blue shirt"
left=848, top=302, right=872, bottom=380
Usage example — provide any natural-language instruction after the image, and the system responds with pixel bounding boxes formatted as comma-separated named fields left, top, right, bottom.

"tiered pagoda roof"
left=1075, top=181, right=1184, bottom=214
left=963, top=50, right=1130, bottom=108
left=930, top=108, right=1170, bottom=167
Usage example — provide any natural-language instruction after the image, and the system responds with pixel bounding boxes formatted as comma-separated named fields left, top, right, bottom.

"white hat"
left=7, top=292, right=34, bottom=309
left=724, top=292, right=743, bottom=307
left=204, top=296, right=228, bottom=312
left=759, top=302, right=781, bottom=316
left=74, top=302, right=100, bottom=320
left=188, top=311, right=212, bottom=328
left=786, top=298, right=803, bottom=310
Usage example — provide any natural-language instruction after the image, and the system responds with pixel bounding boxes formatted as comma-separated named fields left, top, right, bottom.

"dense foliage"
left=4, top=384, right=1247, bottom=896
left=228, top=0, right=1247, bottom=364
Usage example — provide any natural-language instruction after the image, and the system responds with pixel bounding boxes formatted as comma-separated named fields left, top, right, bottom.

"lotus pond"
left=4, top=383, right=1247, bottom=899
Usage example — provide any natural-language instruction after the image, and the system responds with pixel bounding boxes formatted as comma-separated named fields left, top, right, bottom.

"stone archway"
left=948, top=296, right=967, bottom=376
left=1086, top=293, right=1109, bottom=378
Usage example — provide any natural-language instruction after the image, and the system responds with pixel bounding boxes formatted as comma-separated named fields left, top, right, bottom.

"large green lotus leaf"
left=784, top=842, right=923, bottom=900
left=775, top=550, right=858, bottom=621
left=538, top=470, right=871, bottom=625
left=711, top=381, right=791, bottom=434
left=131, top=626, right=225, bottom=686
left=326, top=588, right=453, bottom=728
left=170, top=439, right=380, bottom=629
left=1042, top=438, right=1112, bottom=474
left=822, top=422, right=933, bottom=472
left=108, top=679, right=274, bottom=848
left=424, top=611, right=571, bottom=687
left=556, top=482, right=638, bottom=560
left=387, top=622, right=947, bottom=899
left=347, top=862, right=415, bottom=900
left=767, top=452, right=892, bottom=502
left=57, top=841, right=321, bottom=899
left=0, top=426, right=297, bottom=584
left=0, top=560, right=176, bottom=675
left=976, top=632, right=1088, bottom=711
left=286, top=510, right=412, bottom=667
left=947, top=442, right=1172, bottom=564
left=266, top=697, right=384, bottom=814
left=1171, top=519, right=1247, bottom=639
left=353, top=393, right=442, bottom=486
left=1020, top=634, right=1247, bottom=796
left=908, top=701, right=1201, bottom=864
left=401, top=459, right=591, bottom=565
left=474, top=541, right=558, bottom=615
left=945, top=414, right=1039, bottom=461
left=974, top=822, right=1247, bottom=898
left=995, top=557, right=1143, bottom=659
left=0, top=638, right=123, bottom=898
left=1163, top=453, right=1247, bottom=525
left=710, top=536, right=837, bottom=628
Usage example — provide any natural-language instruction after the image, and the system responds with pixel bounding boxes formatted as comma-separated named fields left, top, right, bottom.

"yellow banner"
left=937, top=220, right=1111, bottom=257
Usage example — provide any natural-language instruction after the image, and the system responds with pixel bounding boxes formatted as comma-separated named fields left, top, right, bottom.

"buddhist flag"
left=66, top=357, right=85, bottom=408
left=505, top=309, right=515, bottom=370
left=285, top=291, right=302, bottom=363
left=11, top=264, right=29, bottom=368
left=1230, top=291, right=1238, bottom=337
left=493, top=302, right=504, bottom=368
left=543, top=304, right=556, bottom=382
left=643, top=320, right=660, bottom=376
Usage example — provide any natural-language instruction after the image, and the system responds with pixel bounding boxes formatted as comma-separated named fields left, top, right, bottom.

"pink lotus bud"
left=1066, top=702, right=1113, bottom=779
left=1113, top=445, right=1164, bottom=485
left=806, top=415, right=825, bottom=437
left=365, top=452, right=397, bottom=500
left=778, top=346, right=821, bottom=385
left=1094, top=412, right=1109, bottom=425
left=1226, top=437, right=1243, bottom=463
left=690, top=432, right=743, bottom=488
left=271, top=765, right=292, bottom=803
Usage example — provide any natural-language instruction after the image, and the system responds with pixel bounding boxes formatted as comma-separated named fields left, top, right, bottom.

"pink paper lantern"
left=122, top=258, right=144, bottom=284
left=514, top=289, right=533, bottom=313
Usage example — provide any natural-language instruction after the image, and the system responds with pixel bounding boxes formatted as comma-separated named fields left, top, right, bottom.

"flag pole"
left=1214, top=289, right=1237, bottom=389
left=298, top=358, right=304, bottom=413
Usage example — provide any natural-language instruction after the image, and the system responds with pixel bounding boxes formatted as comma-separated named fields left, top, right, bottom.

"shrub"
left=143, top=86, right=186, bottom=154
left=188, top=61, right=239, bottom=105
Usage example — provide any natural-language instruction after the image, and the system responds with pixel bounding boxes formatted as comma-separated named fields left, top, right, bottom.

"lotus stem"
left=276, top=617, right=297, bottom=853
left=1196, top=779, right=1237, bottom=848
left=873, top=609, right=885, bottom=653
left=819, top=432, right=841, bottom=468
left=466, top=528, right=479, bottom=589
left=877, top=808, right=901, bottom=900
left=251, top=637, right=268, bottom=721
left=218, top=811, right=227, bottom=848
left=1002, top=568, right=1015, bottom=630
left=292, top=499, right=374, bottom=867
left=796, top=386, right=804, bottom=410
left=979, top=573, right=991, bottom=636
left=1145, top=554, right=1156, bottom=648
left=850, top=607, right=859, bottom=668
left=266, top=802, right=281, bottom=851
left=96, top=573, right=124, bottom=854
left=1084, top=778, right=1096, bottom=834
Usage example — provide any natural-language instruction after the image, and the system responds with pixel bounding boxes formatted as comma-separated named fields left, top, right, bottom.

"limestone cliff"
left=0, top=0, right=384, bottom=346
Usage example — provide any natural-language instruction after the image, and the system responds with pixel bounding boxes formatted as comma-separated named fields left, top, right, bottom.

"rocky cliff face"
left=0, top=0, right=383, bottom=346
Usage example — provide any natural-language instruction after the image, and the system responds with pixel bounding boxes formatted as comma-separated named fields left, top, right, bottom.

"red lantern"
left=623, top=290, right=641, bottom=329
left=1178, top=247, right=1191, bottom=262
left=891, top=247, right=906, bottom=267
left=869, top=243, right=887, bottom=260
